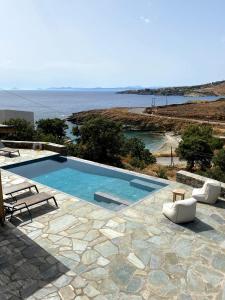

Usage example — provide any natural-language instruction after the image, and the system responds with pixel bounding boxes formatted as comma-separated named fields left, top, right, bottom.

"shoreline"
left=153, top=132, right=181, bottom=157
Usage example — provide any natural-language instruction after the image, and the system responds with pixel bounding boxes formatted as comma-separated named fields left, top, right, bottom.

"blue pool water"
left=34, top=167, right=150, bottom=202
left=3, top=156, right=167, bottom=210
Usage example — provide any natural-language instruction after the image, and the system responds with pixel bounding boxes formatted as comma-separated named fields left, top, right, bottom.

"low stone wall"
left=1, top=140, right=67, bottom=156
left=176, top=170, right=225, bottom=197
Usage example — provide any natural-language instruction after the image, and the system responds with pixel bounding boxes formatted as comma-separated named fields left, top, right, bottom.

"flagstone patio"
left=0, top=150, right=225, bottom=299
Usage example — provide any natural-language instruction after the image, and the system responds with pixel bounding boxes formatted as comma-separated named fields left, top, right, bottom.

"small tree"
left=3, top=118, right=35, bottom=141
left=181, top=124, right=223, bottom=151
left=176, top=124, right=221, bottom=171
left=73, top=117, right=125, bottom=166
left=36, top=118, right=68, bottom=139
left=123, top=137, right=156, bottom=169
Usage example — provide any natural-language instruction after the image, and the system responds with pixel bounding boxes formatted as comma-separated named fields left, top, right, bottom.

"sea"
left=0, top=89, right=218, bottom=151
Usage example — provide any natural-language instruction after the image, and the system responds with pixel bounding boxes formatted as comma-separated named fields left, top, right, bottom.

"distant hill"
left=145, top=98, right=225, bottom=122
left=118, top=80, right=225, bottom=97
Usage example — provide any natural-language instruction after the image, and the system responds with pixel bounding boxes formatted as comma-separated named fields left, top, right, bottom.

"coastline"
left=153, top=132, right=181, bottom=157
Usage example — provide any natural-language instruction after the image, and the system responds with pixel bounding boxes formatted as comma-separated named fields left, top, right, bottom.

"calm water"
left=0, top=89, right=218, bottom=149
left=124, top=131, right=165, bottom=151
left=0, top=89, right=218, bottom=120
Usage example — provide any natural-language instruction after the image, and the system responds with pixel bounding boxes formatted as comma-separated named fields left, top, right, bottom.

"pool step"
left=94, top=192, right=130, bottom=206
left=130, top=179, right=162, bottom=191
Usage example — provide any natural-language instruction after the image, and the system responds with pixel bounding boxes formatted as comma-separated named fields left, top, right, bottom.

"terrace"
left=1, top=149, right=225, bottom=299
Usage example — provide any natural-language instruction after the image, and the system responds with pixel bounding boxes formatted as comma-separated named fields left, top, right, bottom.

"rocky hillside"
left=68, top=105, right=225, bottom=134
left=145, top=98, right=225, bottom=121
left=119, top=80, right=225, bottom=97
left=68, top=108, right=183, bottom=131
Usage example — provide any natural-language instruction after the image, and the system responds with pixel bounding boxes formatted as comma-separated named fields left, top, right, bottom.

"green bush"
left=213, top=149, right=225, bottom=172
left=156, top=167, right=168, bottom=179
left=130, top=157, right=146, bottom=169
left=36, top=118, right=68, bottom=139
left=66, top=143, right=80, bottom=157
left=123, top=137, right=156, bottom=168
left=35, top=132, right=64, bottom=145
left=72, top=117, right=125, bottom=166
left=2, top=118, right=68, bottom=144
left=176, top=124, right=221, bottom=171
left=3, top=118, right=35, bottom=141
left=199, top=166, right=225, bottom=183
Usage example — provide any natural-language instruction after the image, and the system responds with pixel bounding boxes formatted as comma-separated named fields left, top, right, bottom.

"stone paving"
left=0, top=149, right=56, bottom=167
left=0, top=150, right=225, bottom=299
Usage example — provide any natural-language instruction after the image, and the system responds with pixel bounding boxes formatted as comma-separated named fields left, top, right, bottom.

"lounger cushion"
left=192, top=179, right=221, bottom=204
left=163, top=198, right=197, bottom=224
left=4, top=182, right=37, bottom=195
left=14, top=192, right=54, bottom=207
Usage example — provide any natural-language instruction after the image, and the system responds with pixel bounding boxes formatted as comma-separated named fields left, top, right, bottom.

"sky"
left=0, top=0, right=225, bottom=89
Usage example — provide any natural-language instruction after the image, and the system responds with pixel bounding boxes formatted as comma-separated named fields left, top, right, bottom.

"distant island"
left=46, top=86, right=144, bottom=91
left=118, top=80, right=225, bottom=97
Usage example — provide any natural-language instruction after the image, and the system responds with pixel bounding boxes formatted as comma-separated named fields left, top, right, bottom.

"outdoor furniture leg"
left=34, top=186, right=39, bottom=193
left=25, top=204, right=32, bottom=221
left=53, top=196, right=58, bottom=208
left=10, top=210, right=15, bottom=221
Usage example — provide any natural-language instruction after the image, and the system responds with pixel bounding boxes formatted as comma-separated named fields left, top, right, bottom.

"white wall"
left=0, top=110, right=34, bottom=124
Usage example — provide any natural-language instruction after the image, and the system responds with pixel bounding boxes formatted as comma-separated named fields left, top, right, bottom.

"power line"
left=0, top=88, right=66, bottom=118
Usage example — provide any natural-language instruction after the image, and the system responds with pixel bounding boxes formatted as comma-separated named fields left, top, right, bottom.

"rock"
left=100, top=229, right=124, bottom=239
left=48, top=215, right=77, bottom=234
left=75, top=296, right=89, bottom=300
left=97, top=256, right=110, bottom=266
left=81, top=250, right=99, bottom=265
left=72, top=239, right=88, bottom=253
left=71, top=276, right=87, bottom=289
left=126, top=276, right=144, bottom=293
left=83, top=267, right=108, bottom=281
left=58, top=285, right=75, bottom=300
left=94, top=240, right=118, bottom=257
left=148, top=270, right=170, bottom=286
left=83, top=284, right=100, bottom=297
left=212, top=253, right=225, bottom=272
left=127, top=253, right=145, bottom=269
left=106, top=220, right=119, bottom=228
left=150, top=254, right=162, bottom=269
left=61, top=251, right=80, bottom=262
left=53, top=275, right=72, bottom=288
left=110, top=257, right=135, bottom=286
left=84, top=230, right=100, bottom=241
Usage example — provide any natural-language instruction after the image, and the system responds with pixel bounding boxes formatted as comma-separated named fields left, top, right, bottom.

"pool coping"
left=1, top=154, right=173, bottom=212
left=67, top=155, right=171, bottom=186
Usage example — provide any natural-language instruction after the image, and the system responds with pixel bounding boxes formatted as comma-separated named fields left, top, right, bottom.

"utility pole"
left=0, top=170, right=5, bottom=226
left=170, top=146, right=174, bottom=167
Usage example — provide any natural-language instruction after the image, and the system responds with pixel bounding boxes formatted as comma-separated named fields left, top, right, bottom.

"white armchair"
left=192, top=180, right=221, bottom=204
left=162, top=198, right=197, bottom=224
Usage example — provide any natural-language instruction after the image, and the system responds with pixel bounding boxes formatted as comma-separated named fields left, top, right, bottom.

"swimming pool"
left=3, top=156, right=168, bottom=210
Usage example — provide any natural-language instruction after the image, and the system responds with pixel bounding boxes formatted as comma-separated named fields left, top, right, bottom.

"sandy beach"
left=153, top=132, right=181, bottom=157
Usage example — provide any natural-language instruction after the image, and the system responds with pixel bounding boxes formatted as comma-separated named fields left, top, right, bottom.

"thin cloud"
left=140, top=16, right=150, bottom=24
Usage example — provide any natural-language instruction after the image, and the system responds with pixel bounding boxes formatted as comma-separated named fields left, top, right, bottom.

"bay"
left=0, top=89, right=218, bottom=150
left=0, top=89, right=218, bottom=120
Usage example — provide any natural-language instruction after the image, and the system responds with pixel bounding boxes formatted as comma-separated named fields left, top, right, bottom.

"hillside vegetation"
left=119, top=80, right=225, bottom=96
left=145, top=98, right=225, bottom=121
